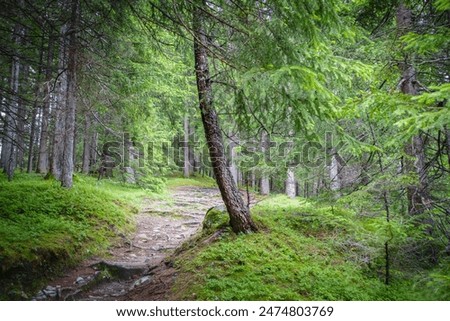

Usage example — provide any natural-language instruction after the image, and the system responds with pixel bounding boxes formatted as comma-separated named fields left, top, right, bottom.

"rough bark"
left=51, top=23, right=68, bottom=180
left=27, top=40, right=44, bottom=173
left=61, top=0, right=79, bottom=188
left=192, top=1, right=257, bottom=233
left=37, top=32, right=55, bottom=174
left=3, top=20, right=23, bottom=180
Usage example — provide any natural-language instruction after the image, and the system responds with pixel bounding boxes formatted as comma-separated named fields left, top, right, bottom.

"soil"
left=36, top=186, right=224, bottom=301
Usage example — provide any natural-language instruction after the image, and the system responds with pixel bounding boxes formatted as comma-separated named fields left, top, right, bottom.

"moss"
left=170, top=194, right=445, bottom=301
left=202, top=206, right=229, bottom=232
left=0, top=173, right=151, bottom=299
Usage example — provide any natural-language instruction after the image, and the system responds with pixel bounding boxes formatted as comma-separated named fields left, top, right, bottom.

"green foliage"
left=202, top=207, right=229, bottom=232
left=171, top=195, right=438, bottom=300
left=0, top=173, right=148, bottom=297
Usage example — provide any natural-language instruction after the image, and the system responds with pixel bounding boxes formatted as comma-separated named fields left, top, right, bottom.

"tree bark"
left=3, top=20, right=23, bottom=180
left=192, top=0, right=257, bottom=233
left=397, top=3, right=431, bottom=215
left=260, top=130, right=270, bottom=195
left=60, top=0, right=79, bottom=188
left=82, top=111, right=91, bottom=174
left=286, top=167, right=296, bottom=198
left=16, top=64, right=29, bottom=171
left=329, top=148, right=342, bottom=191
left=37, top=31, right=55, bottom=174
left=51, top=23, right=68, bottom=180
left=228, top=131, right=239, bottom=186
left=183, top=115, right=190, bottom=177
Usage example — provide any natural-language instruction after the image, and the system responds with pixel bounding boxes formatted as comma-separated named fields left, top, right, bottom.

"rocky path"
left=33, top=186, right=224, bottom=301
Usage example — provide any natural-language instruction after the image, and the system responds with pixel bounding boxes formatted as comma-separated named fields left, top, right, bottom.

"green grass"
left=0, top=173, right=151, bottom=299
left=165, top=173, right=217, bottom=189
left=171, top=195, right=444, bottom=301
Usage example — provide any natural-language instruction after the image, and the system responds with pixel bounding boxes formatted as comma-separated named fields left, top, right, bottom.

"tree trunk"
left=16, top=64, right=29, bottom=171
left=192, top=1, right=257, bottom=233
left=27, top=47, right=43, bottom=173
left=285, top=130, right=296, bottom=198
left=397, top=3, right=431, bottom=215
left=51, top=23, right=68, bottom=180
left=260, top=130, right=270, bottom=195
left=286, top=167, right=296, bottom=198
left=3, top=21, right=23, bottom=180
left=37, top=32, right=55, bottom=174
left=183, top=115, right=190, bottom=177
left=228, top=131, right=239, bottom=186
left=90, top=130, right=98, bottom=166
left=329, top=149, right=342, bottom=191
left=82, top=111, right=91, bottom=174
left=61, top=0, right=79, bottom=188
left=445, top=126, right=450, bottom=167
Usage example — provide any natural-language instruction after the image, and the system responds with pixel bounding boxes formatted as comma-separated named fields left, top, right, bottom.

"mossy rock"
left=202, top=205, right=229, bottom=231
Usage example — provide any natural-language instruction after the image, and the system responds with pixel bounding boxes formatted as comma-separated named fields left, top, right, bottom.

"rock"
left=33, top=291, right=47, bottom=301
left=129, top=275, right=151, bottom=290
left=91, top=261, right=148, bottom=280
left=43, top=285, right=58, bottom=298
left=75, top=277, right=85, bottom=284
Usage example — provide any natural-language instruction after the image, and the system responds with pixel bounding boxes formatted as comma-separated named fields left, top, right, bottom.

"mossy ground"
left=171, top=195, right=448, bottom=300
left=0, top=173, right=150, bottom=299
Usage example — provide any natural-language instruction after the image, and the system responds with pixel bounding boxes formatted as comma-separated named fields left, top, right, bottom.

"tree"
left=192, top=0, right=257, bottom=233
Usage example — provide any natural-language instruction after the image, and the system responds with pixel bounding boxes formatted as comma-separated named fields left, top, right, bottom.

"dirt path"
left=33, top=186, right=223, bottom=301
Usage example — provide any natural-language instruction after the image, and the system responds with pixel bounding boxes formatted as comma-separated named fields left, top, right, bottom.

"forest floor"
left=35, top=185, right=225, bottom=301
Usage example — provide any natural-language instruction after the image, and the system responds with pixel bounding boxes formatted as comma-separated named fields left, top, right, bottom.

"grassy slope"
left=0, top=173, right=150, bottom=298
left=171, top=195, right=448, bottom=301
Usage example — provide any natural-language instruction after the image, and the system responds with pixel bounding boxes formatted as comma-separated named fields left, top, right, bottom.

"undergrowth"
left=0, top=173, right=149, bottom=299
left=171, top=195, right=446, bottom=300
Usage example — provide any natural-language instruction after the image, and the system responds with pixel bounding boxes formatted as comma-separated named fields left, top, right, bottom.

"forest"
left=0, top=0, right=449, bottom=301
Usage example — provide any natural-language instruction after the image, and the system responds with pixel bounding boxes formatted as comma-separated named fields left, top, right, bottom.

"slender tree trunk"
left=52, top=23, right=68, bottom=180
left=3, top=21, right=23, bottom=180
left=329, top=148, right=342, bottom=191
left=60, top=0, right=79, bottom=188
left=192, top=1, right=257, bottom=233
left=260, top=130, right=270, bottom=195
left=0, top=82, right=5, bottom=169
left=286, top=167, right=296, bottom=198
left=16, top=64, right=29, bottom=171
left=445, top=126, right=450, bottom=166
left=228, top=131, right=239, bottom=186
left=285, top=129, right=296, bottom=198
left=183, top=115, right=190, bottom=177
left=82, top=111, right=91, bottom=174
left=90, top=130, right=98, bottom=166
left=38, top=31, right=55, bottom=174
left=189, top=121, right=195, bottom=174
left=397, top=3, right=431, bottom=215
